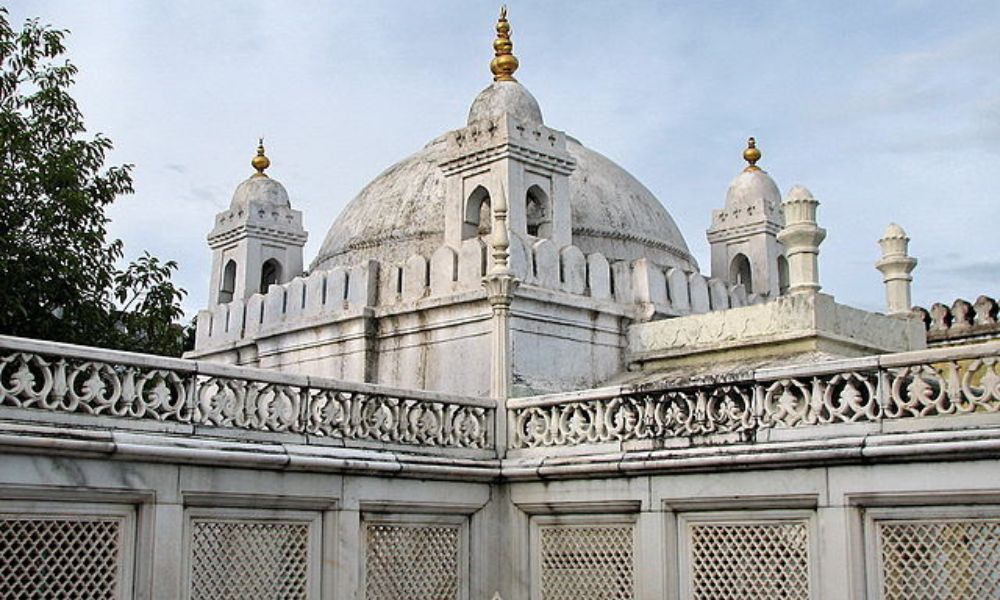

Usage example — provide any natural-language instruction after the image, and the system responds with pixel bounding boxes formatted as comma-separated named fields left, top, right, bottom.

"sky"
left=10, top=1, right=1000, bottom=317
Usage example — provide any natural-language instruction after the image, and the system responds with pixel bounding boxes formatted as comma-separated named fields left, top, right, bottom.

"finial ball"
left=743, top=137, right=762, bottom=171
left=490, top=5, right=519, bottom=82
left=252, top=138, right=270, bottom=176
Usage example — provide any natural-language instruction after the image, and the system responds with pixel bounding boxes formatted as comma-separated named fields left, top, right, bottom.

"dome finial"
left=490, top=6, right=519, bottom=82
left=743, top=137, right=762, bottom=172
left=252, top=137, right=270, bottom=177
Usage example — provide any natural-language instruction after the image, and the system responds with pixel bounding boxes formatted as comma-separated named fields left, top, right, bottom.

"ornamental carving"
left=0, top=349, right=491, bottom=450
left=511, top=353, right=1000, bottom=449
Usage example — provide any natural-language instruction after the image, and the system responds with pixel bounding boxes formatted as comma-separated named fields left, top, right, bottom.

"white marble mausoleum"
left=1, top=8, right=999, bottom=600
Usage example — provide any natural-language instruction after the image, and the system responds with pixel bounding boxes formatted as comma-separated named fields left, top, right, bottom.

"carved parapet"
left=913, top=295, right=1000, bottom=346
left=509, top=339, right=1000, bottom=450
left=0, top=335, right=493, bottom=450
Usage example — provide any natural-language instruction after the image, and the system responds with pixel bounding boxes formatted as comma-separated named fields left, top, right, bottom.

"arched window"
left=219, top=260, right=237, bottom=303
left=778, top=255, right=790, bottom=295
left=730, top=254, right=753, bottom=294
left=525, top=185, right=551, bottom=238
left=463, top=186, right=491, bottom=240
left=260, top=259, right=282, bottom=294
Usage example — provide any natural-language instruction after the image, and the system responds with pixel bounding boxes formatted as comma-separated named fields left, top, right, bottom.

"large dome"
left=311, top=133, right=696, bottom=272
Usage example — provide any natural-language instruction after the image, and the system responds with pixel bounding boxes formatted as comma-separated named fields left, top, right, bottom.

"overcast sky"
left=11, top=1, right=999, bottom=317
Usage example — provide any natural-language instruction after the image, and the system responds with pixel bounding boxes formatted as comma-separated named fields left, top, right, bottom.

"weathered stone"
left=559, top=245, right=586, bottom=295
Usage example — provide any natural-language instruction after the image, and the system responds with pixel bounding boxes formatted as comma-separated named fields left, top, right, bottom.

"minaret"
left=778, top=185, right=826, bottom=295
left=876, top=223, right=918, bottom=316
left=706, top=138, right=787, bottom=297
left=206, top=140, right=307, bottom=305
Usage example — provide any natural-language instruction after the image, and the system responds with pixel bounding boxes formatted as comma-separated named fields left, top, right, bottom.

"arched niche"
left=463, top=186, right=491, bottom=240
left=729, top=253, right=753, bottom=294
left=260, top=258, right=283, bottom=294
left=778, top=255, right=790, bottom=295
left=219, top=259, right=237, bottom=303
left=525, top=185, right=552, bottom=238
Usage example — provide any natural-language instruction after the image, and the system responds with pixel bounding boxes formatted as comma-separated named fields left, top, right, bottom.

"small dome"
left=725, top=169, right=781, bottom=211
left=785, top=185, right=815, bottom=203
left=230, top=175, right=291, bottom=211
left=882, top=222, right=908, bottom=239
left=468, top=81, right=543, bottom=126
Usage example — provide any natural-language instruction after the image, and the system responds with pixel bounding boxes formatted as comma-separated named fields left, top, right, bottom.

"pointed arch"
left=730, top=253, right=753, bottom=294
left=525, top=184, right=551, bottom=238
left=260, top=259, right=282, bottom=294
left=463, top=185, right=492, bottom=240
left=219, top=259, right=237, bottom=303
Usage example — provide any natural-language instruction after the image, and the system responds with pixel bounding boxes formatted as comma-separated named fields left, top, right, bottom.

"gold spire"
left=251, top=138, right=270, bottom=177
left=490, top=6, right=519, bottom=82
left=743, top=137, right=762, bottom=172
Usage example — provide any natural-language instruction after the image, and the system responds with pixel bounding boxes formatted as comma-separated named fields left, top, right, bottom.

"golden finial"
left=251, top=137, right=270, bottom=177
left=743, top=137, right=762, bottom=172
left=490, top=6, right=519, bottom=82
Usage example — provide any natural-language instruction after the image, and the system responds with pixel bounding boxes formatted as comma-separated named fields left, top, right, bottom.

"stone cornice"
left=208, top=223, right=309, bottom=248
left=438, top=141, right=576, bottom=176
left=706, top=220, right=783, bottom=244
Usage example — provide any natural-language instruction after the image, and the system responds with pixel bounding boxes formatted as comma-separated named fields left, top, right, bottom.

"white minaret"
left=706, top=138, right=787, bottom=297
left=875, top=223, right=918, bottom=316
left=206, top=140, right=307, bottom=305
left=777, top=185, right=826, bottom=295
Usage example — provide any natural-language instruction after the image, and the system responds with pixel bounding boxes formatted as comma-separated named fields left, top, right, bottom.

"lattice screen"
left=876, top=518, right=1000, bottom=600
left=688, top=520, right=811, bottom=600
left=538, top=523, right=635, bottom=600
left=0, top=515, right=125, bottom=599
left=364, top=521, right=461, bottom=600
left=189, top=518, right=311, bottom=600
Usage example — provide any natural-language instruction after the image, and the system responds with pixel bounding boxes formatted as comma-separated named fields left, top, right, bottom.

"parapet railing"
left=507, top=341, right=1000, bottom=450
left=0, top=336, right=493, bottom=451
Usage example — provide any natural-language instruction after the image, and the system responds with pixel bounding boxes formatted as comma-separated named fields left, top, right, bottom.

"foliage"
left=0, top=8, right=187, bottom=356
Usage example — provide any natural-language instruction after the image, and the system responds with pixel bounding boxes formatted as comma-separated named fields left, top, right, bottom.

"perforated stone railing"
left=0, top=335, right=493, bottom=451
left=508, top=341, right=1000, bottom=450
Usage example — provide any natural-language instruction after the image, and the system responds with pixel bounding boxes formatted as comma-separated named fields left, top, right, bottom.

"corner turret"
left=206, top=140, right=308, bottom=305
left=706, top=138, right=787, bottom=297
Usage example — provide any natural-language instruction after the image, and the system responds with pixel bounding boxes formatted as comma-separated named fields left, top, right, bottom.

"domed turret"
left=206, top=140, right=307, bottom=305
left=724, top=137, right=781, bottom=213
left=707, top=138, right=788, bottom=297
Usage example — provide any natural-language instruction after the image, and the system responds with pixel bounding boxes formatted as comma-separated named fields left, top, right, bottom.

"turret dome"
left=230, top=175, right=291, bottom=212
left=467, top=81, right=544, bottom=126
left=724, top=169, right=781, bottom=212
